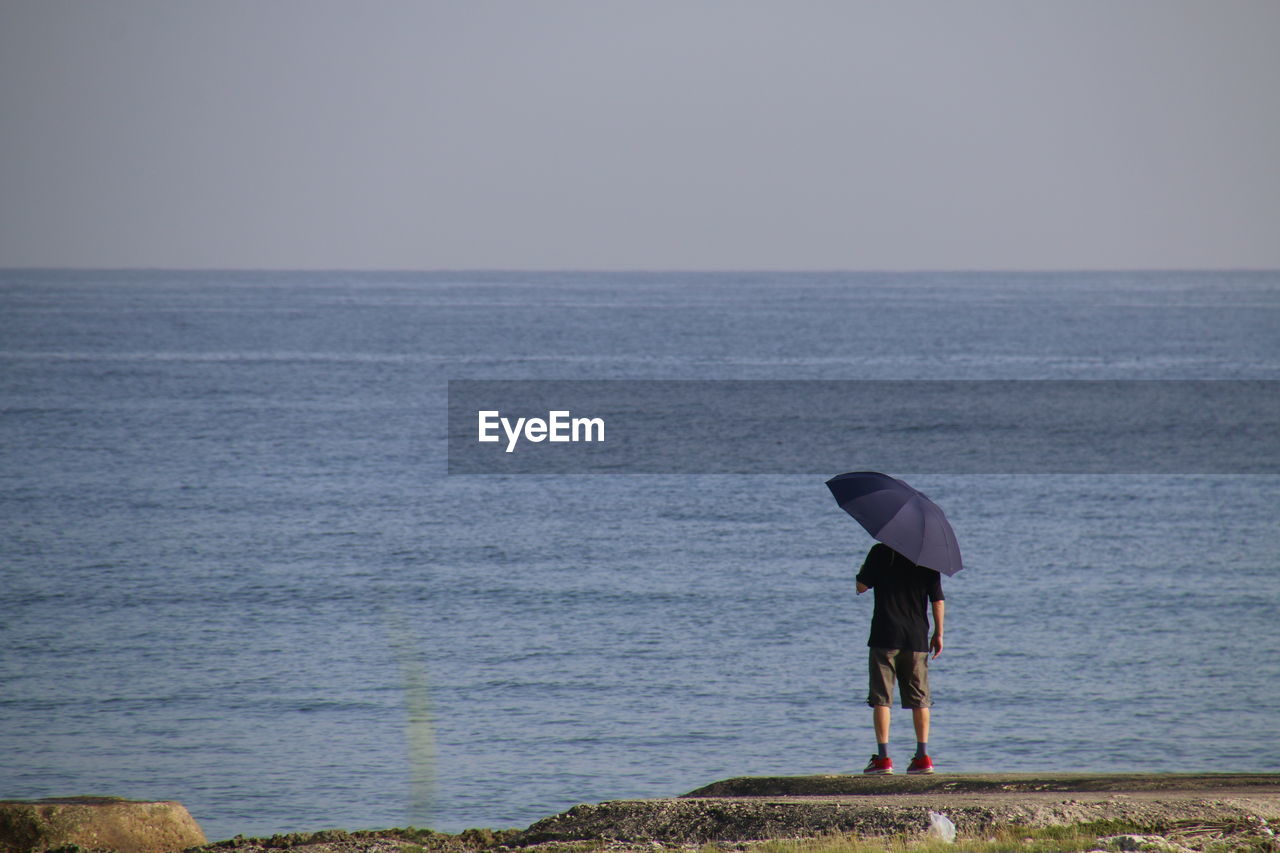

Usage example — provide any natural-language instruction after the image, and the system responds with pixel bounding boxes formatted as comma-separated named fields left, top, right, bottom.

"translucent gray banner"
left=446, top=380, right=1279, bottom=474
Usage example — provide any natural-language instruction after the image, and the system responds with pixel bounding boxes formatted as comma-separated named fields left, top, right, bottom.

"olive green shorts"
left=867, top=646, right=932, bottom=709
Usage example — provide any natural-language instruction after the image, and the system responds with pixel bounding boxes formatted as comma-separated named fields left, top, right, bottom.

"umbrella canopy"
left=825, top=471, right=963, bottom=576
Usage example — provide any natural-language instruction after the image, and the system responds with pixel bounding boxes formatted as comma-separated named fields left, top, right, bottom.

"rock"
left=516, top=798, right=948, bottom=845
left=0, top=797, right=207, bottom=853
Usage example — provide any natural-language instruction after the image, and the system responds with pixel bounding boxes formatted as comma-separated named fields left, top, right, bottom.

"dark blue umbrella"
left=825, top=471, right=964, bottom=576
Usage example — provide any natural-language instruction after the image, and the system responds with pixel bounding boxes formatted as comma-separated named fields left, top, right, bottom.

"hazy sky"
left=2, top=1, right=1278, bottom=270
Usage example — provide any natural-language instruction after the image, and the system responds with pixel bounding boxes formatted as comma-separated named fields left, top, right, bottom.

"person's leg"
left=862, top=704, right=893, bottom=773
left=874, top=704, right=891, bottom=746
left=912, top=707, right=930, bottom=748
left=901, top=651, right=935, bottom=773
left=864, top=649, right=897, bottom=773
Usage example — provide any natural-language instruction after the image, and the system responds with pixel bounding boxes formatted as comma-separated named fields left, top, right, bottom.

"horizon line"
left=3, top=265, right=1279, bottom=275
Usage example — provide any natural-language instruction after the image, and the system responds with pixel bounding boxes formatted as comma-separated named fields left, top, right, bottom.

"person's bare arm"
left=856, top=581, right=869, bottom=595
left=930, top=600, right=945, bottom=658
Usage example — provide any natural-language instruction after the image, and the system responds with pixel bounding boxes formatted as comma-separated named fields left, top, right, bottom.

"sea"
left=1, top=269, right=1278, bottom=840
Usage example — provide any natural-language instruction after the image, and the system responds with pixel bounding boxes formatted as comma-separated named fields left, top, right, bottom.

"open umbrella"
left=825, top=471, right=963, bottom=576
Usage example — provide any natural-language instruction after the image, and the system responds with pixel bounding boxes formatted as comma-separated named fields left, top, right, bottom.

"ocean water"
left=1, top=269, right=1278, bottom=840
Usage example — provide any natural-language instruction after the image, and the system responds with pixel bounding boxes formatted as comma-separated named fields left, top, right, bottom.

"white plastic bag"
left=927, top=810, right=956, bottom=843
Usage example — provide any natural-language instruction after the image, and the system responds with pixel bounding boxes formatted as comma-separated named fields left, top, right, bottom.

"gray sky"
left=2, top=1, right=1278, bottom=270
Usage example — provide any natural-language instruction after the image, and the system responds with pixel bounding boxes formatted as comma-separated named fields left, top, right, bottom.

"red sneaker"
left=862, top=755, right=893, bottom=775
left=907, top=754, right=934, bottom=774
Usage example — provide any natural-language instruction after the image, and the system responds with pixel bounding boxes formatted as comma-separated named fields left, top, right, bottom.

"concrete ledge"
left=517, top=774, right=1280, bottom=845
left=0, top=797, right=207, bottom=853
left=682, top=772, right=1280, bottom=798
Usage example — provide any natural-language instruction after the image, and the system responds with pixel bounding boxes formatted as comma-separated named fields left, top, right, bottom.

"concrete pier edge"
left=517, top=773, right=1280, bottom=846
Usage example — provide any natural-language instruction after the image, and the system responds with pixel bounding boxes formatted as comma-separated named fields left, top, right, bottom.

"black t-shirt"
left=855, top=543, right=945, bottom=653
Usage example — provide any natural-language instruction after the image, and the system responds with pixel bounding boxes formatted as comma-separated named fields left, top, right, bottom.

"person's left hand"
left=930, top=632, right=944, bottom=659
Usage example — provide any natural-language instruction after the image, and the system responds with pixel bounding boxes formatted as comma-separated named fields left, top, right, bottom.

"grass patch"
left=713, top=820, right=1156, bottom=853
left=202, top=826, right=525, bottom=852
left=352, top=827, right=524, bottom=851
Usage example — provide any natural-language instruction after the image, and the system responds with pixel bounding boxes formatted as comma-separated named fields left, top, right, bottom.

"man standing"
left=855, top=541, right=945, bottom=775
